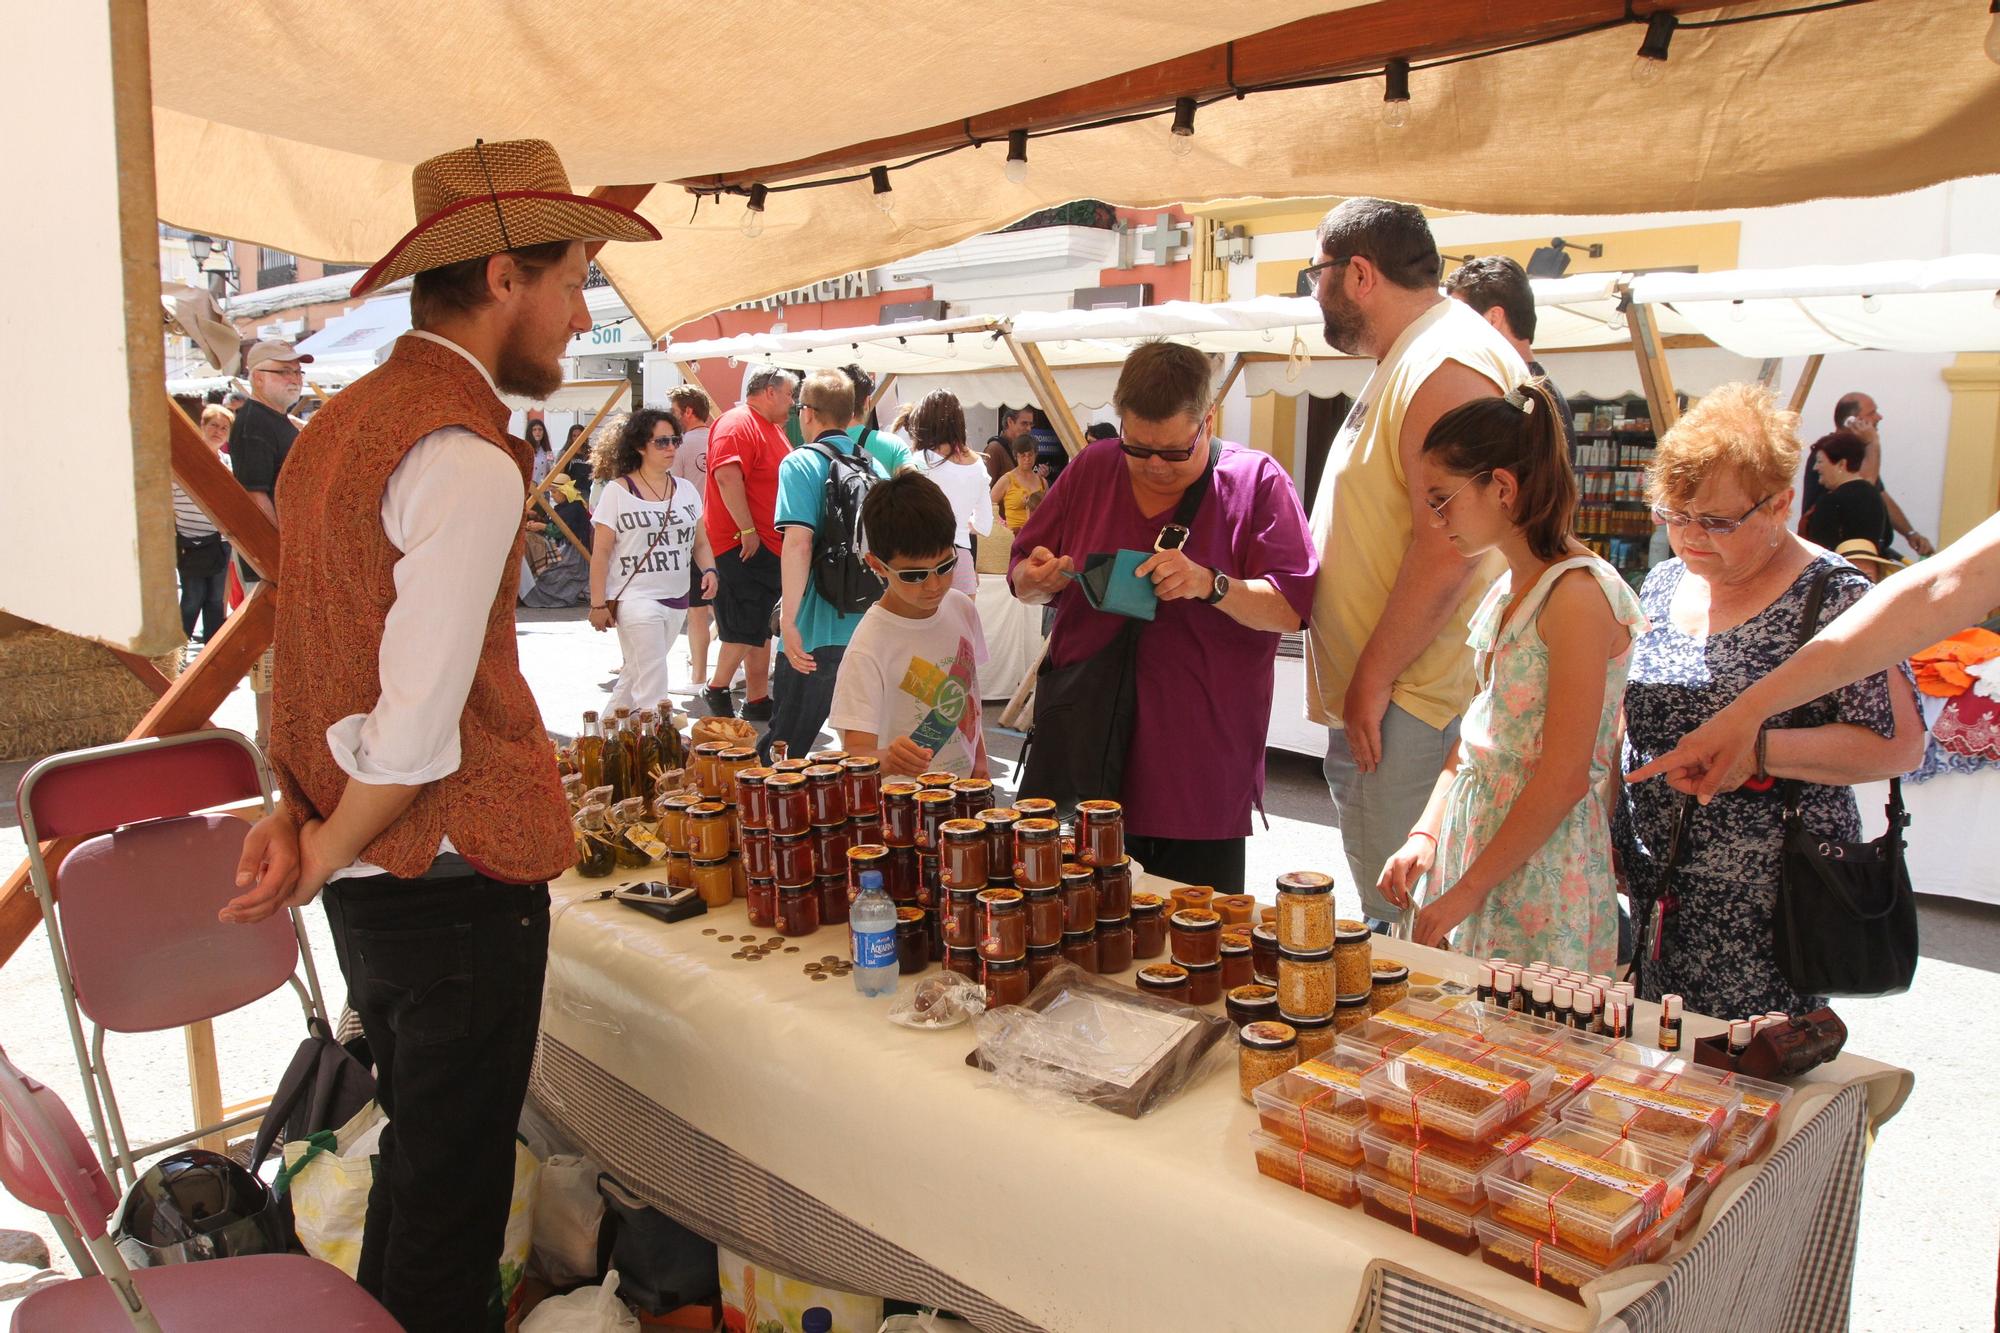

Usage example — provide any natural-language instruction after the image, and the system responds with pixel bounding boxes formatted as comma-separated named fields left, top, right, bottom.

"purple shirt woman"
left=1010, top=341, right=1318, bottom=890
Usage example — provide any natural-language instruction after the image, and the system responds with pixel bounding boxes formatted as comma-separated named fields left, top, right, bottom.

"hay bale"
left=0, top=619, right=176, bottom=762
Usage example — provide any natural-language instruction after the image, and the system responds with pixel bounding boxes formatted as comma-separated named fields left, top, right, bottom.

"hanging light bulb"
left=741, top=184, right=768, bottom=239
left=1988, top=0, right=2000, bottom=65
left=1169, top=97, right=1197, bottom=158
left=1381, top=58, right=1411, bottom=129
left=1861, top=294, right=1882, bottom=314
left=1729, top=300, right=1749, bottom=324
left=870, top=166, right=895, bottom=215
left=1004, top=129, right=1030, bottom=184
left=1633, top=13, right=1677, bottom=86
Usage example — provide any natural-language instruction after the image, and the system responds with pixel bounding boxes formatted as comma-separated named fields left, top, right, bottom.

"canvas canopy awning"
left=145, top=0, right=2000, bottom=337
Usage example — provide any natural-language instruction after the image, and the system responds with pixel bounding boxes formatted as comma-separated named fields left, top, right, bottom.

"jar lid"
left=1228, top=984, right=1278, bottom=1007
left=1334, top=991, right=1372, bottom=1008
left=1131, top=892, right=1165, bottom=912
left=1170, top=908, right=1221, bottom=931
left=737, top=767, right=775, bottom=783
left=771, top=758, right=811, bottom=773
left=985, top=955, right=1025, bottom=974
left=771, top=829, right=811, bottom=843
left=977, top=807, right=1021, bottom=825
left=1371, top=962, right=1410, bottom=984
left=977, top=887, right=1024, bottom=907
left=950, top=777, right=994, bottom=794
left=719, top=746, right=758, bottom=761
left=1014, top=798, right=1058, bottom=815
left=945, top=945, right=980, bottom=959
left=1218, top=932, right=1252, bottom=955
left=1059, top=863, right=1094, bottom=884
left=939, top=818, right=985, bottom=839
left=1027, top=942, right=1061, bottom=957
left=1180, top=958, right=1221, bottom=974
left=1139, top=963, right=1190, bottom=982
left=1240, top=1020, right=1298, bottom=1050
left=846, top=844, right=889, bottom=861
left=1016, top=817, right=1061, bottom=836
left=747, top=875, right=774, bottom=886
left=779, top=882, right=815, bottom=896
left=1095, top=856, right=1132, bottom=875
left=1277, top=1007, right=1335, bottom=1030
left=808, top=749, right=850, bottom=764
left=689, top=801, right=727, bottom=817
left=1252, top=923, right=1278, bottom=944
left=1094, top=913, right=1131, bottom=928
left=693, top=741, right=729, bottom=754
left=839, top=755, right=881, bottom=773
left=895, top=907, right=926, bottom=924
left=1275, top=871, right=1336, bottom=895
left=658, top=793, right=695, bottom=810
left=915, top=789, right=958, bottom=806
left=1022, top=885, right=1059, bottom=900
left=1060, top=928, right=1097, bottom=942
left=691, top=854, right=731, bottom=868
left=1076, top=799, right=1123, bottom=818
left=916, top=771, right=960, bottom=787
left=1277, top=943, right=1333, bottom=961
left=765, top=773, right=807, bottom=791
left=1335, top=920, right=1373, bottom=944
left=881, top=780, right=923, bottom=799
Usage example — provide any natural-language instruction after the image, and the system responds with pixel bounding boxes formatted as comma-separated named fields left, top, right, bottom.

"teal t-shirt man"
left=775, top=431, right=891, bottom=653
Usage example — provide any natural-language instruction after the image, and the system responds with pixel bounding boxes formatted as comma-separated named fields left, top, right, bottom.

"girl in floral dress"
left=1376, top=379, right=1644, bottom=973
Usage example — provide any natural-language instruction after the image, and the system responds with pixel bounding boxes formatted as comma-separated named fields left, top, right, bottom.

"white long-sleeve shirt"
left=324, top=330, right=525, bottom=880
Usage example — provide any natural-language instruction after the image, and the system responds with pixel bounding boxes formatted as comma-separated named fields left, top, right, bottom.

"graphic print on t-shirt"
left=901, top=636, right=980, bottom=754
left=611, top=501, right=697, bottom=582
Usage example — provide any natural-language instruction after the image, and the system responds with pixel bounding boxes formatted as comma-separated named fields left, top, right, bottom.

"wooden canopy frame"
left=525, top=377, right=631, bottom=550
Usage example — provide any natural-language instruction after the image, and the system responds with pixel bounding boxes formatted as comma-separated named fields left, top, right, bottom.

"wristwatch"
left=1205, top=571, right=1230, bottom=605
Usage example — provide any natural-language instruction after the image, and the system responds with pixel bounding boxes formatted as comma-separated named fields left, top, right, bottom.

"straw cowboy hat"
left=351, top=138, right=659, bottom=298
left=1835, top=537, right=1907, bottom=579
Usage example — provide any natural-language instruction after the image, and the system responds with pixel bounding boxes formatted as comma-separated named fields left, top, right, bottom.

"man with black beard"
left=222, top=139, right=658, bottom=1331
left=1300, top=199, right=1529, bottom=929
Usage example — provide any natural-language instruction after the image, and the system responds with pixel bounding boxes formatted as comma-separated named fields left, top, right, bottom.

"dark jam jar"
left=839, top=756, right=882, bottom=816
left=917, top=852, right=942, bottom=909
left=1183, top=959, right=1223, bottom=1006
left=817, top=873, right=850, bottom=927
left=803, top=765, right=847, bottom=827
left=1137, top=963, right=1192, bottom=1004
left=1225, top=984, right=1280, bottom=1028
left=1095, top=916, right=1133, bottom=974
left=1014, top=819, right=1062, bottom=889
left=735, top=767, right=774, bottom=830
left=1130, top=893, right=1168, bottom=959
left=849, top=812, right=882, bottom=845
left=771, top=832, right=815, bottom=888
left=977, top=808, right=1020, bottom=884
left=1059, top=864, right=1098, bottom=933
left=896, top=907, right=929, bottom=975
left=949, top=777, right=994, bottom=822
left=1219, top=930, right=1254, bottom=990
left=983, top=956, right=1029, bottom=1009
left=1027, top=943, right=1062, bottom=989
left=811, top=822, right=852, bottom=878
left=884, top=845, right=921, bottom=905
left=765, top=773, right=811, bottom=837
left=1169, top=908, right=1223, bottom=966
left=945, top=946, right=982, bottom=982
left=939, top=819, right=990, bottom=890
left=1023, top=887, right=1063, bottom=949
left=1060, top=929, right=1098, bottom=973
left=1014, top=798, right=1058, bottom=822
left=1251, top=923, right=1280, bottom=985
left=944, top=887, right=982, bottom=950
left=977, top=888, right=1027, bottom=962
left=741, top=830, right=774, bottom=880
left=914, top=790, right=958, bottom=850
left=1095, top=857, right=1133, bottom=919
left=1075, top=799, right=1125, bottom=867
left=845, top=844, right=890, bottom=902
left=881, top=781, right=922, bottom=846
left=777, top=884, right=820, bottom=937
left=746, top=877, right=778, bottom=929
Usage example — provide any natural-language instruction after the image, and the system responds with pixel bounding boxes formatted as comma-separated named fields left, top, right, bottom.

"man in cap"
left=229, top=338, right=313, bottom=746
left=222, top=139, right=658, bottom=1332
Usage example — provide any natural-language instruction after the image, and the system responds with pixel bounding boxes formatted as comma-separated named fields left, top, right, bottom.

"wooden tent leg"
left=864, top=372, right=898, bottom=424
left=536, top=494, right=591, bottom=553
left=1625, top=303, right=1683, bottom=432
left=184, top=1022, right=226, bottom=1151
left=527, top=380, right=631, bottom=512
left=110, top=648, right=173, bottom=698
left=1788, top=354, right=1825, bottom=414
left=1005, top=339, right=1088, bottom=457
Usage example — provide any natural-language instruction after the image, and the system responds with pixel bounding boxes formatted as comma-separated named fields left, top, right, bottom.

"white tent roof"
left=663, top=316, right=1009, bottom=376
left=296, top=292, right=412, bottom=388
left=1629, top=255, right=2000, bottom=356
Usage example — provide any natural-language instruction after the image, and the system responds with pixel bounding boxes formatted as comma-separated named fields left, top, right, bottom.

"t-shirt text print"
left=591, top=475, right=702, bottom=606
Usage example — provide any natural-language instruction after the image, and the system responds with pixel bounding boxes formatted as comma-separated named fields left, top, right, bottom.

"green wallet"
left=1064, top=549, right=1159, bottom=621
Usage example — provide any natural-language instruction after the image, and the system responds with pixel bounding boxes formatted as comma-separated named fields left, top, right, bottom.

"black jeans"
left=177, top=560, right=228, bottom=642
left=321, top=872, right=550, bottom=1333
left=760, top=644, right=845, bottom=762
left=1125, top=833, right=1247, bottom=894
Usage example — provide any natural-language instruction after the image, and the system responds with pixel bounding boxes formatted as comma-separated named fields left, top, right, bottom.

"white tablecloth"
left=975, top=572, right=1043, bottom=701
left=531, top=870, right=1910, bottom=1333
left=1858, top=768, right=2000, bottom=906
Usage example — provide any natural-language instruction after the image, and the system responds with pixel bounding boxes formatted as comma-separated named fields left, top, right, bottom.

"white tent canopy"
left=295, top=291, right=412, bottom=389
left=1630, top=255, right=2000, bottom=356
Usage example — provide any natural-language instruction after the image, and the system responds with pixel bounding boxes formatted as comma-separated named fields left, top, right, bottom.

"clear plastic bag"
left=970, top=962, right=1230, bottom=1117
left=886, top=972, right=986, bottom=1030
left=521, top=1269, right=639, bottom=1333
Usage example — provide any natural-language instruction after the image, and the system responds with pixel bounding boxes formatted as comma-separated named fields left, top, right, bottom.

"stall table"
left=531, top=871, right=1910, bottom=1333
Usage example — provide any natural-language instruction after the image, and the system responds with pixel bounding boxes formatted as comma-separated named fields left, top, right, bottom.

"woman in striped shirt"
left=174, top=404, right=234, bottom=646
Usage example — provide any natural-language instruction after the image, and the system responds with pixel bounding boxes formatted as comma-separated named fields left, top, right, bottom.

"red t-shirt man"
left=703, top=402, right=788, bottom=555
left=699, top=371, right=796, bottom=721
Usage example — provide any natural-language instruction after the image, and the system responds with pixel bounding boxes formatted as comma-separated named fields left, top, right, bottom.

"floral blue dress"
left=1615, top=554, right=1910, bottom=1018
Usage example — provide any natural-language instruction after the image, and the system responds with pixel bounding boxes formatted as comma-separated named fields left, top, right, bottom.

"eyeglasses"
left=254, top=366, right=305, bottom=379
left=1426, top=470, right=1491, bottom=521
left=647, top=435, right=683, bottom=449
left=883, top=555, right=959, bottom=584
left=1651, top=492, right=1777, bottom=535
left=1298, top=255, right=1355, bottom=291
left=1117, top=420, right=1208, bottom=464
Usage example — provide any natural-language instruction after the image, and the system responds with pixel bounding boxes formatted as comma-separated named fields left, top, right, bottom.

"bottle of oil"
left=636, top=710, right=663, bottom=794
left=575, top=711, right=606, bottom=792
left=602, top=713, right=630, bottom=804
left=575, top=803, right=615, bottom=878
left=654, top=700, right=687, bottom=771
left=618, top=709, right=644, bottom=801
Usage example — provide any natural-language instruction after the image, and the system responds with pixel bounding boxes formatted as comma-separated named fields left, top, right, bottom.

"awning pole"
left=864, top=372, right=898, bottom=423
left=1210, top=353, right=1248, bottom=429
left=1624, top=301, right=1682, bottom=431
left=1787, top=354, right=1825, bottom=415
left=1005, top=336, right=1089, bottom=457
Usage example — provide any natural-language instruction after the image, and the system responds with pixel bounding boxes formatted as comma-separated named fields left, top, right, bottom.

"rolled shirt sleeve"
left=323, top=428, right=524, bottom=786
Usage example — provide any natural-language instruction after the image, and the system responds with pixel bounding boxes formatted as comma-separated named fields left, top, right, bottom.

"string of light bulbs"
left=707, top=0, right=1966, bottom=238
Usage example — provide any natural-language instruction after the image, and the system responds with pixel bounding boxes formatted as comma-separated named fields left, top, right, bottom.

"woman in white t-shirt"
left=588, top=409, right=718, bottom=713
left=906, top=390, right=993, bottom=596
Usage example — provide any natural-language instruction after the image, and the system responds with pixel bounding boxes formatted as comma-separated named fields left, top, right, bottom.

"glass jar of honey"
left=1184, top=960, right=1223, bottom=1006
left=718, top=746, right=758, bottom=793
left=765, top=773, right=810, bottom=837
left=803, top=765, right=847, bottom=827
left=1059, top=930, right=1097, bottom=973
left=777, top=884, right=820, bottom=937
left=741, top=830, right=774, bottom=880
left=944, top=887, right=982, bottom=950
left=746, top=876, right=778, bottom=929
left=818, top=873, right=850, bottom=927
left=691, top=741, right=730, bottom=798
left=687, top=802, right=731, bottom=860
left=939, top=819, right=989, bottom=890
left=914, top=790, right=957, bottom=849
left=811, top=822, right=852, bottom=878
left=977, top=887, right=1027, bottom=962
left=948, top=777, right=994, bottom=821
left=1023, top=887, right=1063, bottom=949
left=881, top=781, right=922, bottom=846
left=664, top=851, right=691, bottom=891
left=1130, top=893, right=1167, bottom=959
left=1169, top=908, right=1223, bottom=967
left=1014, top=797, right=1058, bottom=822
left=845, top=844, right=889, bottom=902
left=1075, top=799, right=1124, bottom=867
left=1219, top=930, right=1254, bottom=990
left=976, top=808, right=1020, bottom=884
left=916, top=771, right=958, bottom=790
left=884, top=844, right=921, bottom=904
left=1095, top=916, right=1133, bottom=973
left=770, top=757, right=810, bottom=776
left=896, top=907, right=929, bottom=975
left=945, top=947, right=981, bottom=982
left=917, top=852, right=942, bottom=908
left=1095, top=858, right=1133, bottom=919
left=1027, top=943, right=1062, bottom=989
left=771, top=832, right=814, bottom=888
left=734, top=767, right=774, bottom=829
left=654, top=793, right=694, bottom=854
left=691, top=855, right=734, bottom=908
left=840, top=756, right=881, bottom=816
left=1137, top=963, right=1191, bottom=1003
left=849, top=812, right=882, bottom=846
left=1059, top=865, right=1098, bottom=934
left=1013, top=819, right=1062, bottom=889
left=983, top=956, right=1029, bottom=1008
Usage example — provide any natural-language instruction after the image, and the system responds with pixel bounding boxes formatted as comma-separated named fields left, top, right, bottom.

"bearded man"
left=222, top=139, right=658, bottom=1332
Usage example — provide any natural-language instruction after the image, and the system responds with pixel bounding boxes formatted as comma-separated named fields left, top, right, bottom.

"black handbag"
left=1016, top=451, right=1215, bottom=815
left=1772, top=567, right=1919, bottom=997
left=176, top=529, right=228, bottom=578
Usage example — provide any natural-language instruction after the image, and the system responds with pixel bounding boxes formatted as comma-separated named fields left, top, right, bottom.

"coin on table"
left=701, top=928, right=717, bottom=936
left=718, top=935, right=735, bottom=942
left=784, top=946, right=800, bottom=954
left=820, top=955, right=841, bottom=965
left=810, top=972, right=829, bottom=982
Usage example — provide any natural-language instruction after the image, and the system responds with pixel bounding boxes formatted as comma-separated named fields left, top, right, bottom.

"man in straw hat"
left=221, top=138, right=658, bottom=1332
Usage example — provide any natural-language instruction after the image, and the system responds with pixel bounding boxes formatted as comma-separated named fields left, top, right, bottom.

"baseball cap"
left=245, top=339, right=313, bottom=373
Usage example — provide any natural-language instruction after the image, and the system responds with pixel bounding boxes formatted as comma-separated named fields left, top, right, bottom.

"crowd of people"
left=187, top=138, right=1980, bottom=1332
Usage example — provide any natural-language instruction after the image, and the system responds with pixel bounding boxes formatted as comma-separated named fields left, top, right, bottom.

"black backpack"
left=801, top=433, right=885, bottom=615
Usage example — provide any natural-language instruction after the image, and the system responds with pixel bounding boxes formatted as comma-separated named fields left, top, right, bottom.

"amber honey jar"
left=1023, top=887, right=1063, bottom=949
left=687, top=802, right=731, bottom=860
left=1027, top=943, right=1063, bottom=989
left=949, top=777, right=994, bottom=821
left=1169, top=908, right=1223, bottom=966
left=777, top=884, right=820, bottom=937
left=914, top=790, right=958, bottom=849
left=734, top=767, right=774, bottom=830
left=1219, top=930, right=1254, bottom=990
left=746, top=876, right=778, bottom=929
left=944, top=887, right=982, bottom=949
left=1075, top=799, right=1125, bottom=866
left=1060, top=929, right=1097, bottom=972
left=977, top=808, right=1020, bottom=883
left=1130, top=893, right=1167, bottom=959
left=1138, top=963, right=1192, bottom=1003
left=691, top=741, right=730, bottom=797
left=1013, top=819, right=1062, bottom=889
left=881, top=781, right=922, bottom=846
left=1184, top=960, right=1224, bottom=1006
left=883, top=844, right=921, bottom=904
left=818, top=873, right=850, bottom=927
left=977, top=887, right=1027, bottom=961
left=945, top=947, right=981, bottom=982
left=939, top=818, right=990, bottom=890
left=840, top=756, right=882, bottom=816
left=1096, top=857, right=1133, bottom=919
left=1059, top=864, right=1099, bottom=933
left=692, top=855, right=734, bottom=908
left=803, top=765, right=847, bottom=827
left=1095, top=916, right=1134, bottom=973
left=983, top=956, right=1030, bottom=1008
left=765, top=773, right=811, bottom=837
left=896, top=907, right=929, bottom=975
left=846, top=844, right=890, bottom=901
left=771, top=832, right=814, bottom=888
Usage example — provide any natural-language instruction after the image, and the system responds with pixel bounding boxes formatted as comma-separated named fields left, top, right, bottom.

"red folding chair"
left=15, top=730, right=330, bottom=1189
left=0, top=1044, right=396, bottom=1332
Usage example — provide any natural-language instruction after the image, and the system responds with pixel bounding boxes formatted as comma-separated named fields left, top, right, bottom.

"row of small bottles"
left=1476, top=959, right=1638, bottom=1040
left=561, top=707, right=687, bottom=808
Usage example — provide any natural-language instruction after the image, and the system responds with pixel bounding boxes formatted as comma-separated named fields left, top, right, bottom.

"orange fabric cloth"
left=1909, top=628, right=2000, bottom=698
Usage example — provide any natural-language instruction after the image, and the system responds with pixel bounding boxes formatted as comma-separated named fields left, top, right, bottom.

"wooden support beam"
left=184, top=1021, right=227, bottom=1153
left=1788, top=354, right=1825, bottom=415
left=1625, top=302, right=1682, bottom=433
left=1006, top=339, right=1088, bottom=457
left=863, top=372, right=897, bottom=424
left=110, top=648, right=173, bottom=698
left=170, top=397, right=278, bottom=581
left=1211, top=353, right=1248, bottom=424
left=678, top=0, right=1765, bottom=191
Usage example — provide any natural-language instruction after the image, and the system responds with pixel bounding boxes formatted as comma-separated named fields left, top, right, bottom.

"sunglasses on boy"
left=882, top=554, right=959, bottom=584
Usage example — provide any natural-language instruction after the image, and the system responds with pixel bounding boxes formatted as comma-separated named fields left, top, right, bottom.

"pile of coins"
left=802, top=953, right=855, bottom=983
left=699, top=927, right=799, bottom=963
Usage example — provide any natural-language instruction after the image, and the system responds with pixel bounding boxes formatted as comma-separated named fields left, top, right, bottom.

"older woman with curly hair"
left=1617, top=384, right=1923, bottom=1019
left=588, top=409, right=718, bottom=713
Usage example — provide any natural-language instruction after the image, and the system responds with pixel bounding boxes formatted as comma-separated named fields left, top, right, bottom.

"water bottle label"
left=854, top=927, right=898, bottom=970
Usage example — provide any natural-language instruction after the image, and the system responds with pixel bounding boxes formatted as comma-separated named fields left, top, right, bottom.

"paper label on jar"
left=1591, top=1078, right=1727, bottom=1125
left=1520, top=1140, right=1668, bottom=1205
left=1399, top=1047, right=1528, bottom=1102
left=1372, top=1010, right=1460, bottom=1038
left=1295, top=1059, right=1363, bottom=1093
left=628, top=823, right=668, bottom=861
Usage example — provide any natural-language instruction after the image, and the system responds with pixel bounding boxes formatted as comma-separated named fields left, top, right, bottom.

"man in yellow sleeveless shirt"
left=1302, top=199, right=1527, bottom=928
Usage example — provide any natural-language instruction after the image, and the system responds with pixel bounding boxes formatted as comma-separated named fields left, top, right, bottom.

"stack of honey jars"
left=734, top=750, right=889, bottom=940
left=1273, top=871, right=1347, bottom=1062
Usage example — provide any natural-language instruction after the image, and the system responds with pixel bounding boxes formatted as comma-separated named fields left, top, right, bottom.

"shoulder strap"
left=1168, top=442, right=1220, bottom=533
left=1777, top=564, right=1841, bottom=821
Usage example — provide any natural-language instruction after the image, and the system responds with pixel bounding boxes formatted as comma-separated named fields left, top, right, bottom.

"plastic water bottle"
left=850, top=870, right=898, bottom=997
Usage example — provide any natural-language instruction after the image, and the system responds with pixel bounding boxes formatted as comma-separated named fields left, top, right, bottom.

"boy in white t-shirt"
left=828, top=473, right=990, bottom=777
